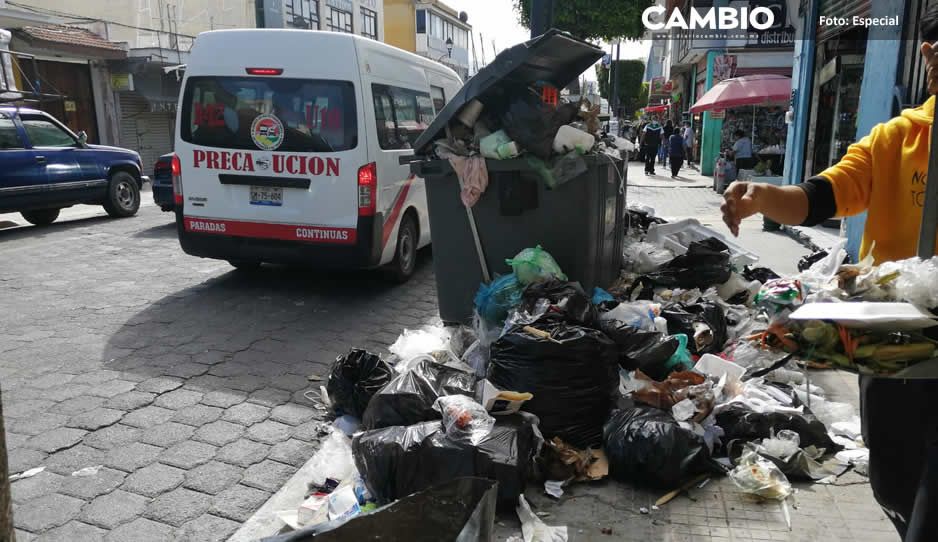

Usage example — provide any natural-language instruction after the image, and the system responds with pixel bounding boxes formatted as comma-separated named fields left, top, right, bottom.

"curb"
left=779, top=225, right=823, bottom=252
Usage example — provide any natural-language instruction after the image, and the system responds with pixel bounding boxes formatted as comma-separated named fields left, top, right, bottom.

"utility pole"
left=478, top=33, right=486, bottom=66
left=612, top=41, right=621, bottom=119
left=530, top=0, right=554, bottom=38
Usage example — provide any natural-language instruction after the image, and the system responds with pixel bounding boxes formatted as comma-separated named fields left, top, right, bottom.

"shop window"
left=284, top=0, right=319, bottom=29
left=0, top=115, right=23, bottom=149
left=361, top=7, right=378, bottom=40
left=328, top=7, right=353, bottom=33
left=21, top=116, right=77, bottom=147
left=416, top=9, right=426, bottom=33
left=372, top=83, right=435, bottom=150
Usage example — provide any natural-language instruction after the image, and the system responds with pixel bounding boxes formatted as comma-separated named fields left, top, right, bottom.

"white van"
left=173, top=30, right=462, bottom=280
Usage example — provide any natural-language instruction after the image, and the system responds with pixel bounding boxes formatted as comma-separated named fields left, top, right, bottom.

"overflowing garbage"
left=263, top=204, right=938, bottom=539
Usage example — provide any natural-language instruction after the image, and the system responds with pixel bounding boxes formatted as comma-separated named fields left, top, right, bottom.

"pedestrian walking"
left=668, top=131, right=685, bottom=178
left=659, top=120, right=674, bottom=166
left=641, top=119, right=663, bottom=175
left=682, top=121, right=695, bottom=166
left=721, top=8, right=938, bottom=539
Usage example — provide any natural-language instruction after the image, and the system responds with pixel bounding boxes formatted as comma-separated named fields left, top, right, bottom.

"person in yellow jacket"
left=722, top=13, right=938, bottom=542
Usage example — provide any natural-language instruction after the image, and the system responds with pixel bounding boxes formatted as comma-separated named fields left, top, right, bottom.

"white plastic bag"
left=307, top=428, right=358, bottom=487
left=517, top=495, right=568, bottom=542
left=760, top=429, right=800, bottom=460
left=622, top=242, right=674, bottom=273
left=878, top=256, right=938, bottom=308
left=389, top=327, right=450, bottom=366
left=599, top=301, right=660, bottom=331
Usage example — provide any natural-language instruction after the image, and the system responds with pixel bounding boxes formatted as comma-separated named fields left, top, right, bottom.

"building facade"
left=257, top=0, right=384, bottom=42
left=0, top=0, right=257, bottom=169
left=663, top=0, right=797, bottom=175
left=384, top=0, right=470, bottom=80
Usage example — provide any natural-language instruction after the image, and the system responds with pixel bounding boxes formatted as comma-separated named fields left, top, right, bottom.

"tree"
left=596, top=60, right=646, bottom=119
left=513, top=0, right=656, bottom=42
left=635, top=82, right=650, bottom=119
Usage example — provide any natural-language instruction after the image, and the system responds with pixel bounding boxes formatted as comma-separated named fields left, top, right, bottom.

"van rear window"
left=180, top=76, right=357, bottom=152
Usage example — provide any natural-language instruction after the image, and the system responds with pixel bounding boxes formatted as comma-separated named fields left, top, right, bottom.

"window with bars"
left=328, top=6, right=353, bottom=33
left=284, top=0, right=319, bottom=30
left=360, top=7, right=377, bottom=40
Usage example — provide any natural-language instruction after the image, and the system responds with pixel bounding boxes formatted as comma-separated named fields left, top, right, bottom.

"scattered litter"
left=601, top=527, right=613, bottom=535
left=71, top=465, right=103, bottom=477
left=307, top=373, right=323, bottom=382
left=479, top=379, right=532, bottom=415
left=544, top=480, right=564, bottom=499
left=729, top=448, right=792, bottom=500
left=517, top=495, right=568, bottom=542
left=10, top=466, right=44, bottom=481
left=639, top=507, right=649, bottom=514
left=307, top=428, right=357, bottom=488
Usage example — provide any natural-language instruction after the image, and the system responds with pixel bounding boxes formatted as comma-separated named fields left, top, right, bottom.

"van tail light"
left=358, top=163, right=377, bottom=217
left=171, top=154, right=183, bottom=205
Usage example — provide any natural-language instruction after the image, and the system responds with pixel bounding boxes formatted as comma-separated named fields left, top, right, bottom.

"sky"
left=441, top=0, right=652, bottom=80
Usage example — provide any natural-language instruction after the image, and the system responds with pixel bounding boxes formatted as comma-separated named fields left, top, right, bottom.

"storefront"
left=110, top=58, right=182, bottom=170
left=803, top=26, right=868, bottom=180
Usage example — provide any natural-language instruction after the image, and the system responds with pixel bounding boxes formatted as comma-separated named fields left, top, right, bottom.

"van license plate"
left=250, top=186, right=283, bottom=206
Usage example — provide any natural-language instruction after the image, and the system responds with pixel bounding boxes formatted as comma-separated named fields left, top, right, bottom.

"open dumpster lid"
left=412, top=29, right=605, bottom=157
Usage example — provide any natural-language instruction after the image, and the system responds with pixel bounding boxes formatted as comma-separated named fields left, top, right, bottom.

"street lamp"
left=437, top=38, right=455, bottom=62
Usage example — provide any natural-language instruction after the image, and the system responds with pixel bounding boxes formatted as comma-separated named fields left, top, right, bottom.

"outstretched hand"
left=721, top=181, right=760, bottom=237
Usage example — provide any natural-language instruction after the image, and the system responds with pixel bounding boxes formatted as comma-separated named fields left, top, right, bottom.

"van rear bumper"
left=175, top=210, right=384, bottom=268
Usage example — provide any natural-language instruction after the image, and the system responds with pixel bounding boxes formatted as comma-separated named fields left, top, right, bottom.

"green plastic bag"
left=505, top=246, right=567, bottom=286
left=664, top=334, right=693, bottom=372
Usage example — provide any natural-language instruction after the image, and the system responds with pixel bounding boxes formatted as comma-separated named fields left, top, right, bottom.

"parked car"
left=0, top=107, right=147, bottom=225
left=153, top=152, right=175, bottom=211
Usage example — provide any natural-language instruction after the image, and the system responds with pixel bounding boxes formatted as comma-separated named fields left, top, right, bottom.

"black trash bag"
left=743, top=266, right=780, bottom=284
left=326, top=349, right=394, bottom=418
left=261, top=477, right=497, bottom=542
left=598, top=319, right=679, bottom=378
left=501, top=92, right=563, bottom=160
left=715, top=406, right=842, bottom=453
left=604, top=407, right=725, bottom=488
left=627, top=208, right=666, bottom=233
left=362, top=359, right=475, bottom=430
left=352, top=413, right=541, bottom=511
left=520, top=279, right=597, bottom=326
left=646, top=238, right=732, bottom=289
left=660, top=302, right=728, bottom=355
left=489, top=318, right=619, bottom=448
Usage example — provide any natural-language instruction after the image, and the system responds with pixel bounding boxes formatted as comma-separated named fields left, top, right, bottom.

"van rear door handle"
left=35, top=156, right=46, bottom=164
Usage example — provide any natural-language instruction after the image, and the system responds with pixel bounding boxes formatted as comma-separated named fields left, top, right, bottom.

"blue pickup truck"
left=0, top=107, right=148, bottom=225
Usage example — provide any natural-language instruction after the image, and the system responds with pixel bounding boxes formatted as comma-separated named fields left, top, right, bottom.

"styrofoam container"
left=694, top=354, right=746, bottom=382
left=646, top=218, right=759, bottom=268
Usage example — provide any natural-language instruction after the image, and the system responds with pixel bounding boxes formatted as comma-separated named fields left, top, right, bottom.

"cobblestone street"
left=0, top=200, right=440, bottom=541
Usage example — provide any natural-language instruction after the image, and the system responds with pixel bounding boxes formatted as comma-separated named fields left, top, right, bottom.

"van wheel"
left=229, top=260, right=262, bottom=271
left=21, top=208, right=60, bottom=226
left=389, top=214, right=418, bottom=283
left=103, top=171, right=141, bottom=217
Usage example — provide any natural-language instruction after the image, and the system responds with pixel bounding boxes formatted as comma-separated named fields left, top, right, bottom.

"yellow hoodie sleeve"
left=818, top=124, right=884, bottom=217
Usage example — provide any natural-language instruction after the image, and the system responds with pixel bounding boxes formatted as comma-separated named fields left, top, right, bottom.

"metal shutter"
left=118, top=93, right=173, bottom=173
left=817, top=0, right=873, bottom=41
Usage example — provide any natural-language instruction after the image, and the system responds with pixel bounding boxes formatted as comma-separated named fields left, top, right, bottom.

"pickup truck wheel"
left=388, top=214, right=417, bottom=283
left=21, top=208, right=60, bottom=226
left=103, top=171, right=141, bottom=218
